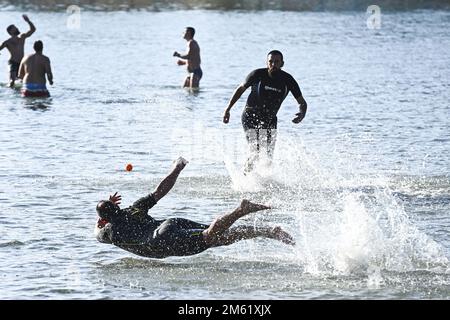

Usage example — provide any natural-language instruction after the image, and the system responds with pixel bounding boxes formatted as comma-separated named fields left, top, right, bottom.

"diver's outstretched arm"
left=152, top=157, right=188, bottom=202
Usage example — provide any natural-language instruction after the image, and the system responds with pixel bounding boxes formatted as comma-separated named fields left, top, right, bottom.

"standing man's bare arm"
left=174, top=45, right=190, bottom=60
left=21, top=15, right=36, bottom=38
left=18, top=59, right=26, bottom=79
left=175, top=40, right=198, bottom=60
left=46, top=58, right=53, bottom=85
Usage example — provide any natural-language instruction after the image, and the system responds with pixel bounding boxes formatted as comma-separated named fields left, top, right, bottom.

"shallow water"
left=0, top=7, right=449, bottom=299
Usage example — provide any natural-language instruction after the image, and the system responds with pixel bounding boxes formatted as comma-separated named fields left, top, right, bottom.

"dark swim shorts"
left=21, top=83, right=50, bottom=98
left=191, top=68, right=203, bottom=79
left=8, top=60, right=20, bottom=77
left=152, top=218, right=210, bottom=257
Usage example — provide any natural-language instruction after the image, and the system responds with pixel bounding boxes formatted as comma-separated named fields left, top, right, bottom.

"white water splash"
left=223, top=132, right=449, bottom=278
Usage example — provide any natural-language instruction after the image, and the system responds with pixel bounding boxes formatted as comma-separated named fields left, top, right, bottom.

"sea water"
left=0, top=3, right=449, bottom=299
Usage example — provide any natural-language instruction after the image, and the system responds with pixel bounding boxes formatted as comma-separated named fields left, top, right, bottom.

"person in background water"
left=0, top=14, right=36, bottom=88
left=173, top=27, right=202, bottom=90
left=223, top=50, right=308, bottom=172
left=18, top=40, right=53, bottom=98
left=94, top=157, right=295, bottom=259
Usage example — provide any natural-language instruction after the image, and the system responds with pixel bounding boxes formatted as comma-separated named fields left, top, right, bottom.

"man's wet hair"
left=96, top=200, right=117, bottom=220
left=33, top=40, right=43, bottom=52
left=6, top=25, right=16, bottom=35
left=186, top=27, right=195, bottom=37
left=268, top=50, right=284, bottom=61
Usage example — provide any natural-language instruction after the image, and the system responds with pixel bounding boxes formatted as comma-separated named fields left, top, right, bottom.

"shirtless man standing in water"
left=173, top=27, right=202, bottom=89
left=18, top=40, right=53, bottom=97
left=0, top=14, right=36, bottom=87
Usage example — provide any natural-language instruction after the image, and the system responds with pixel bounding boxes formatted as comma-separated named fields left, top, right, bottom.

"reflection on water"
left=1, top=0, right=449, bottom=11
left=21, top=97, right=52, bottom=111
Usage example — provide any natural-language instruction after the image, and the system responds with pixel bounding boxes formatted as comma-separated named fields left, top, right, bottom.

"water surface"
left=0, top=8, right=449, bottom=299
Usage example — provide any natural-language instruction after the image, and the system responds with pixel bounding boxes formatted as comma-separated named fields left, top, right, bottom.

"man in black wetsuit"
left=94, top=157, right=295, bottom=259
left=223, top=50, right=308, bottom=172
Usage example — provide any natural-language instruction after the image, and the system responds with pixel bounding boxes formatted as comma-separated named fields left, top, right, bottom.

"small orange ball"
left=125, top=163, right=133, bottom=171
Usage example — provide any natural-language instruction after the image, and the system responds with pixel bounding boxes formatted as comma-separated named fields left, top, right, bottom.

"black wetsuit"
left=242, top=68, right=302, bottom=129
left=241, top=68, right=303, bottom=160
left=96, top=194, right=210, bottom=258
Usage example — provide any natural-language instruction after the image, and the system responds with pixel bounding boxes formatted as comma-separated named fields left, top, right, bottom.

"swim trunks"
left=21, top=83, right=50, bottom=98
left=8, top=60, right=20, bottom=78
left=190, top=68, right=203, bottom=79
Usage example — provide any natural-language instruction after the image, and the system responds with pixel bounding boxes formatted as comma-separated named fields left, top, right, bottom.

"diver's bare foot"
left=240, top=199, right=271, bottom=214
left=272, top=226, right=296, bottom=246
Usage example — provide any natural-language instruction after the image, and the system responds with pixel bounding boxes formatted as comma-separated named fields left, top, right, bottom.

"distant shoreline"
left=1, top=0, right=450, bottom=12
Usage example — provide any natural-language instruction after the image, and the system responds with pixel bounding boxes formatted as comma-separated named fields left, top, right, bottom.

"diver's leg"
left=210, top=225, right=295, bottom=247
left=202, top=200, right=270, bottom=245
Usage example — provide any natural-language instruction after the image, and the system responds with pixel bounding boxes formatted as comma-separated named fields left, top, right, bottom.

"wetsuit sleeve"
left=132, top=193, right=158, bottom=212
left=242, top=69, right=261, bottom=89
left=286, top=74, right=303, bottom=99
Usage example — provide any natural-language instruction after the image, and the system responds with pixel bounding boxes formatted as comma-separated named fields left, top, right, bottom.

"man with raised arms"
left=0, top=15, right=36, bottom=87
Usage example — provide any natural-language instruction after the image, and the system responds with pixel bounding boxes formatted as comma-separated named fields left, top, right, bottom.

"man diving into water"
left=95, top=157, right=294, bottom=258
left=223, top=50, right=308, bottom=172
